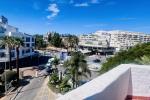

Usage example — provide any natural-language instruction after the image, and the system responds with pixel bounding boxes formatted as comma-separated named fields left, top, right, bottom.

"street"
left=15, top=77, right=45, bottom=100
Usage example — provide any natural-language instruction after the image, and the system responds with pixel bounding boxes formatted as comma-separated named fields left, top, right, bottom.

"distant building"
left=79, top=30, right=150, bottom=53
left=108, top=30, right=150, bottom=51
left=0, top=16, right=35, bottom=63
left=79, top=32, right=115, bottom=55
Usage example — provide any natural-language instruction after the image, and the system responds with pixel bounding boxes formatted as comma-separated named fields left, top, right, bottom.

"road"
left=15, top=77, right=45, bottom=100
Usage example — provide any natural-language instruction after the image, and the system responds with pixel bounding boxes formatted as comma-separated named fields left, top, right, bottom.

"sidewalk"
left=1, top=86, right=23, bottom=100
left=33, top=77, right=58, bottom=100
left=1, top=67, right=36, bottom=100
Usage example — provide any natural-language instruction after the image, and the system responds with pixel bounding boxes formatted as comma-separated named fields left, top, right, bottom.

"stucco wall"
left=128, top=65, right=150, bottom=97
left=58, top=64, right=131, bottom=100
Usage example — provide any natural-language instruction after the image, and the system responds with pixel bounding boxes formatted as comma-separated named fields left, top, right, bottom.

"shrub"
left=100, top=43, right=150, bottom=74
left=1, top=71, right=17, bottom=83
left=49, top=72, right=59, bottom=84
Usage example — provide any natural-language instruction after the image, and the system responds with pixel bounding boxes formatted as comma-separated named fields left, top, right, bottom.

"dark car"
left=93, top=59, right=101, bottom=63
left=33, top=65, right=46, bottom=70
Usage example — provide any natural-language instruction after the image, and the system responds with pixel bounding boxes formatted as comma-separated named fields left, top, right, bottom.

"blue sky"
left=0, top=0, right=150, bottom=35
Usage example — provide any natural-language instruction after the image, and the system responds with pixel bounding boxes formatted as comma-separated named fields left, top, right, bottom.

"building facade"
left=79, top=31, right=114, bottom=54
left=108, top=30, right=150, bottom=51
left=79, top=30, right=150, bottom=53
left=0, top=16, right=35, bottom=63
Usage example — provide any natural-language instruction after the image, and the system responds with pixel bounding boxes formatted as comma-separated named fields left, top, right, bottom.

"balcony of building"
left=57, top=64, right=150, bottom=100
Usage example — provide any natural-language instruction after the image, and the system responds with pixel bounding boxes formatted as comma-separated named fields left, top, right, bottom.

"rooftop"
left=57, top=64, right=150, bottom=100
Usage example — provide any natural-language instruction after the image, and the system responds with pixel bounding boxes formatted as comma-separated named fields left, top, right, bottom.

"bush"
left=100, top=43, right=150, bottom=74
left=1, top=71, right=17, bottom=83
left=49, top=72, right=59, bottom=84
left=62, top=86, right=71, bottom=93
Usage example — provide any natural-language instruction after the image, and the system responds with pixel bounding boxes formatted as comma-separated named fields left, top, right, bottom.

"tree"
left=65, top=35, right=79, bottom=52
left=100, top=42, right=150, bottom=74
left=135, top=55, right=150, bottom=65
left=50, top=32, right=62, bottom=47
left=34, top=34, right=47, bottom=49
left=0, top=36, right=16, bottom=70
left=13, top=37, right=24, bottom=83
left=49, top=72, right=59, bottom=84
left=51, top=56, right=59, bottom=68
left=59, top=76, right=71, bottom=93
left=63, top=52, right=91, bottom=88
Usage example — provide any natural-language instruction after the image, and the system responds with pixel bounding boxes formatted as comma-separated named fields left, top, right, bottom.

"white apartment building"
left=0, top=16, right=35, bottom=63
left=79, top=32, right=114, bottom=54
left=108, top=30, right=150, bottom=51
left=79, top=30, right=150, bottom=53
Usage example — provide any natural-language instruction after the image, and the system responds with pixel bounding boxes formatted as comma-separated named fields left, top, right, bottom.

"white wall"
left=128, top=65, right=150, bottom=97
left=58, top=65, right=131, bottom=100
left=58, top=64, right=150, bottom=100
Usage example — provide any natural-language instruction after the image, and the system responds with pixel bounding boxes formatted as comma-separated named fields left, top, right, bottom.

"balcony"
left=57, top=64, right=150, bottom=100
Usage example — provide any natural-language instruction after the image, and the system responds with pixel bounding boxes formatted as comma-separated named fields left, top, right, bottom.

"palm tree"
left=72, top=35, right=79, bottom=51
left=51, top=56, right=59, bottom=72
left=65, top=35, right=79, bottom=53
left=0, top=36, right=16, bottom=70
left=63, top=52, right=91, bottom=88
left=14, top=37, right=24, bottom=83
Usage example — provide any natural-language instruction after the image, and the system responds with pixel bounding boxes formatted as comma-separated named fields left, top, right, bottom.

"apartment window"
left=32, top=43, right=35, bottom=47
left=0, top=52, right=6, bottom=57
left=26, top=43, right=30, bottom=47
left=22, top=50, right=25, bottom=55
left=26, top=37, right=30, bottom=42
left=0, top=26, right=6, bottom=33
left=32, top=38, right=34, bottom=42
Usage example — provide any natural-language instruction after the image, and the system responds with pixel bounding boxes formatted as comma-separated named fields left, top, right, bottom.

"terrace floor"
left=125, top=95, right=150, bottom=100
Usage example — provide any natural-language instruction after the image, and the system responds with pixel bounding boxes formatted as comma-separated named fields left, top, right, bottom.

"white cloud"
left=47, top=3, right=60, bottom=19
left=91, top=0, right=99, bottom=4
left=69, top=0, right=74, bottom=4
left=74, top=2, right=89, bottom=7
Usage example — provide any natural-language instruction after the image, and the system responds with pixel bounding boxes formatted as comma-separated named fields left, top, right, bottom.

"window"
left=32, top=43, right=35, bottom=47
left=22, top=50, right=25, bottom=55
left=32, top=38, right=34, bottom=42
left=26, top=43, right=30, bottom=47
left=26, top=37, right=30, bottom=42
left=0, top=52, right=6, bottom=57
left=0, top=26, right=6, bottom=33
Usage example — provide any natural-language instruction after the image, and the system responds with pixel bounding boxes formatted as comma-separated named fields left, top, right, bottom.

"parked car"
left=93, top=59, right=101, bottom=63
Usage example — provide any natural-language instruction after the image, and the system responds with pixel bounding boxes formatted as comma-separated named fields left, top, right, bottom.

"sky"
left=0, top=0, right=150, bottom=35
